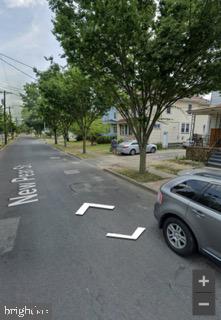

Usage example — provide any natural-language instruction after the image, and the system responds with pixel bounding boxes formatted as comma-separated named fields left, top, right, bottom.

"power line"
left=0, top=53, right=34, bottom=69
left=0, top=57, right=36, bottom=81
left=0, top=82, right=24, bottom=92
left=0, top=87, right=22, bottom=97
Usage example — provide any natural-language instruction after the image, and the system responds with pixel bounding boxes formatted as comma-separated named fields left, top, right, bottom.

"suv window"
left=198, top=184, right=221, bottom=213
left=171, top=180, right=208, bottom=200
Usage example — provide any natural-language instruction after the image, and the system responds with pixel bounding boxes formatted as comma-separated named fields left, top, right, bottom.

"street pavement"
left=0, top=137, right=220, bottom=320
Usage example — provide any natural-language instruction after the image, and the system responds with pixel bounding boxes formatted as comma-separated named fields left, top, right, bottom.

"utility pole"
left=0, top=90, right=13, bottom=145
left=3, top=91, right=7, bottom=145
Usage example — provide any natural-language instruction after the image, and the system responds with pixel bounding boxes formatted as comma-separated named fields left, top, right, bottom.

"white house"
left=117, top=96, right=210, bottom=146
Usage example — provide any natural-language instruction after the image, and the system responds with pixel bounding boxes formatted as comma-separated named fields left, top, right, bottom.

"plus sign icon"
left=192, top=269, right=215, bottom=316
left=198, top=275, right=210, bottom=287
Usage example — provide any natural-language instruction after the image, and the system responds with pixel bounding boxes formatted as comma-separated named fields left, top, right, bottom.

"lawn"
left=115, top=168, right=164, bottom=183
left=152, top=158, right=204, bottom=176
left=46, top=139, right=111, bottom=159
left=170, top=158, right=204, bottom=167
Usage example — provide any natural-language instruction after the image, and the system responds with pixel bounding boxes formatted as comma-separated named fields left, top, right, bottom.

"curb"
left=44, top=141, right=82, bottom=160
left=103, top=168, right=158, bottom=195
left=0, top=138, right=17, bottom=152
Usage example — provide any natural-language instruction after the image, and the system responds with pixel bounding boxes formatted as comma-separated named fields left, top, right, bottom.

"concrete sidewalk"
left=84, top=150, right=185, bottom=194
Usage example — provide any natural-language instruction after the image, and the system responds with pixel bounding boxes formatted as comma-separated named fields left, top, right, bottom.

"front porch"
left=187, top=104, right=221, bottom=166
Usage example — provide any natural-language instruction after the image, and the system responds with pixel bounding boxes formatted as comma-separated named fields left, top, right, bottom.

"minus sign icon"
left=198, top=302, right=210, bottom=307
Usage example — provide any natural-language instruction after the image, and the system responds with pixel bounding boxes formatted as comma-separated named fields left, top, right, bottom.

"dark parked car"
left=154, top=173, right=221, bottom=261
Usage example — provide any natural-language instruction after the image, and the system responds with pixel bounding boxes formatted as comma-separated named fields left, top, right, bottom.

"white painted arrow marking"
left=75, top=203, right=115, bottom=216
left=64, top=169, right=80, bottom=175
left=106, top=227, right=146, bottom=240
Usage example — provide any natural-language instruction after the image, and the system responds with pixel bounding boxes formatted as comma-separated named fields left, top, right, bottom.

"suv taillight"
left=157, top=191, right=163, bottom=204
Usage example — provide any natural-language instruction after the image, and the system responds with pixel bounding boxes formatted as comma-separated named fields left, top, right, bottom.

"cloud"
left=5, top=0, right=46, bottom=8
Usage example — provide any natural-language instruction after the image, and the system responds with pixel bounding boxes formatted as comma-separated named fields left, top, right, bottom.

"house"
left=116, top=96, right=210, bottom=147
left=187, top=103, right=221, bottom=167
left=102, top=107, right=117, bottom=136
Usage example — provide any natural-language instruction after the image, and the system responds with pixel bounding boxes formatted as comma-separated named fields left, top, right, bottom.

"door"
left=209, top=128, right=221, bottom=147
left=186, top=183, right=221, bottom=260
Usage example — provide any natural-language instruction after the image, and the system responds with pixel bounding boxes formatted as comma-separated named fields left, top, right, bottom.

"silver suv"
left=154, top=172, right=221, bottom=261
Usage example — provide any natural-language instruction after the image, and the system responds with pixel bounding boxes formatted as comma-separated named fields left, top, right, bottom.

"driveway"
left=86, top=148, right=186, bottom=170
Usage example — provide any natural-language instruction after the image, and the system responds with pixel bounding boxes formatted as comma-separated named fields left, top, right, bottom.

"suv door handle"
left=192, top=208, right=205, bottom=218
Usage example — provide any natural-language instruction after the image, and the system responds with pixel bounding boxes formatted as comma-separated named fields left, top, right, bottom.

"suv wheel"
left=163, top=217, right=196, bottom=256
left=150, top=147, right=156, bottom=153
left=130, top=149, right=136, bottom=155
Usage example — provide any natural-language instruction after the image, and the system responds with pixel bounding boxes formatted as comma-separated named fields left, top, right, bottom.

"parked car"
left=182, top=139, right=194, bottom=148
left=154, top=174, right=221, bottom=261
left=117, top=140, right=157, bottom=155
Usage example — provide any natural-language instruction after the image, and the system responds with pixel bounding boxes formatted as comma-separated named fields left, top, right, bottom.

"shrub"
left=156, top=143, right=163, bottom=150
left=97, top=136, right=113, bottom=144
left=76, top=135, right=83, bottom=141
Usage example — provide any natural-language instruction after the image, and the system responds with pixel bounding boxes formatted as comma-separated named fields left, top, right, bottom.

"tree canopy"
left=49, top=0, right=221, bottom=172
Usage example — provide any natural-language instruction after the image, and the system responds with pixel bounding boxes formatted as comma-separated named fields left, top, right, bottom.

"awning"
left=191, top=105, right=221, bottom=115
left=117, top=119, right=127, bottom=124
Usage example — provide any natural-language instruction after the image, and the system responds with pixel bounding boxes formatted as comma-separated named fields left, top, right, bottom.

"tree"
left=49, top=0, right=221, bottom=173
left=63, top=68, right=110, bottom=153
left=21, top=83, right=44, bottom=135
left=88, top=119, right=109, bottom=145
left=36, top=62, right=73, bottom=145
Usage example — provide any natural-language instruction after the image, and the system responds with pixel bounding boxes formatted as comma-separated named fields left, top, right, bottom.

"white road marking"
left=0, top=217, right=20, bottom=255
left=64, top=170, right=80, bottom=175
left=198, top=303, right=210, bottom=307
left=93, top=176, right=104, bottom=182
left=9, top=164, right=39, bottom=207
left=106, top=227, right=146, bottom=240
left=75, top=203, right=115, bottom=215
left=50, top=157, right=60, bottom=160
left=71, top=161, right=80, bottom=164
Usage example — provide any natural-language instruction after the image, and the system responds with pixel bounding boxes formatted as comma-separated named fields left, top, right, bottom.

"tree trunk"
left=63, top=129, right=68, bottom=147
left=64, top=135, right=67, bottom=147
left=54, top=129, right=58, bottom=145
left=82, top=134, right=87, bottom=154
left=139, top=146, right=147, bottom=174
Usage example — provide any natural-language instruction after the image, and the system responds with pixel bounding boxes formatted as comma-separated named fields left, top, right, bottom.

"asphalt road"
left=0, top=137, right=220, bottom=320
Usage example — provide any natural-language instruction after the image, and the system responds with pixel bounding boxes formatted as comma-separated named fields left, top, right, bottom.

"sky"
left=0, top=0, right=212, bottom=122
left=0, top=0, right=64, bottom=121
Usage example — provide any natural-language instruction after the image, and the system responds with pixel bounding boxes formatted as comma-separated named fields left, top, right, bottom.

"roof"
left=180, top=96, right=210, bottom=106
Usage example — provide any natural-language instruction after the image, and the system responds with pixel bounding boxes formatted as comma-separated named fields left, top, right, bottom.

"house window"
left=181, top=123, right=190, bottom=134
left=186, top=123, right=190, bottom=133
left=188, top=104, right=192, bottom=112
left=125, top=124, right=128, bottom=135
left=166, top=106, right=171, bottom=114
left=154, top=123, right=161, bottom=129
left=113, top=112, right=116, bottom=119
left=113, top=125, right=117, bottom=133
left=119, top=124, right=133, bottom=136
left=120, top=124, right=124, bottom=135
